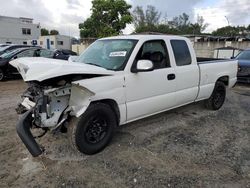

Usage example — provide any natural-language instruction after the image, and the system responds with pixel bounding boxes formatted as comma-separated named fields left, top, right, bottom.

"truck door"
left=170, top=39, right=199, bottom=105
left=125, top=40, right=177, bottom=122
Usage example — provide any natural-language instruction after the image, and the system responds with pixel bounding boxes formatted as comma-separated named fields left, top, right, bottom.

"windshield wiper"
left=86, top=63, right=103, bottom=68
left=85, top=63, right=113, bottom=71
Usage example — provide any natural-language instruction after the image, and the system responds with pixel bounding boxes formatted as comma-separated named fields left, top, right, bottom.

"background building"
left=185, top=35, right=250, bottom=58
left=38, top=35, right=72, bottom=50
left=0, top=15, right=41, bottom=44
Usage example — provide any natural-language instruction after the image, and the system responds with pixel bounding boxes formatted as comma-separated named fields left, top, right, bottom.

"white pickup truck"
left=11, top=35, right=238, bottom=157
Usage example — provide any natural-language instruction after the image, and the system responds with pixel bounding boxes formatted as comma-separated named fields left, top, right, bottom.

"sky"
left=0, top=0, right=249, bottom=37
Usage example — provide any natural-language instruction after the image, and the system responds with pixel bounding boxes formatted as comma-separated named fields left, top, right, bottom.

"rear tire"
left=67, top=103, right=116, bottom=155
left=0, top=68, right=5, bottom=81
left=205, top=81, right=226, bottom=110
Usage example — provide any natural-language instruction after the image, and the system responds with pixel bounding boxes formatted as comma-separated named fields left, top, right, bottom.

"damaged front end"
left=16, top=80, right=94, bottom=157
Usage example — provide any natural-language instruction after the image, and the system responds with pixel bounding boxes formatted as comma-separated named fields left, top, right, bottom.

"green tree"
left=79, top=0, right=133, bottom=38
left=133, top=6, right=146, bottom=28
left=189, top=16, right=209, bottom=35
left=133, top=5, right=161, bottom=33
left=197, top=16, right=209, bottom=33
left=133, top=5, right=209, bottom=35
left=50, top=30, right=59, bottom=35
left=212, top=26, right=248, bottom=37
left=247, top=24, right=250, bottom=31
left=41, top=28, right=49, bottom=36
left=172, top=13, right=190, bottom=28
left=169, top=13, right=208, bottom=35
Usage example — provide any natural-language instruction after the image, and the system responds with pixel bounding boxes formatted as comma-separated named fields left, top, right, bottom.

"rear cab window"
left=170, top=40, right=192, bottom=66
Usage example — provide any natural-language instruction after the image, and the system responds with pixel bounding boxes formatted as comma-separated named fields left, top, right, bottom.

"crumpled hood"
left=10, top=57, right=114, bottom=82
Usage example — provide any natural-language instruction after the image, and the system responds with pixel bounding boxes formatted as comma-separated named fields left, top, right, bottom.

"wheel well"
left=217, top=76, right=229, bottom=86
left=91, top=99, right=120, bottom=125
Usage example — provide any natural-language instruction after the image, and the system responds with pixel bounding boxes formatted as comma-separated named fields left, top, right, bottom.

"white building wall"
left=194, top=41, right=250, bottom=58
left=72, top=44, right=89, bottom=55
left=38, top=35, right=71, bottom=50
left=55, top=35, right=71, bottom=50
left=0, top=16, right=41, bottom=44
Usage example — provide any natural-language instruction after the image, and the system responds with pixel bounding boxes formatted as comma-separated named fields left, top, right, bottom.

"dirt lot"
left=0, top=80, right=250, bottom=188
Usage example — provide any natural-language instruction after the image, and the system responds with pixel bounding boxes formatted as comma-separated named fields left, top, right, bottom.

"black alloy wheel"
left=213, top=85, right=226, bottom=109
left=205, top=81, right=226, bottom=110
left=68, top=103, right=117, bottom=155
left=85, top=115, right=109, bottom=144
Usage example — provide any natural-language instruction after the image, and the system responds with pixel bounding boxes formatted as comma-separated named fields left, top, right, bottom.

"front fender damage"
left=16, top=83, right=94, bottom=157
left=66, top=84, right=94, bottom=118
left=19, top=83, right=94, bottom=127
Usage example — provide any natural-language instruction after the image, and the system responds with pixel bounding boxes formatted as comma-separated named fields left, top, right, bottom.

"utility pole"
left=225, top=16, right=230, bottom=26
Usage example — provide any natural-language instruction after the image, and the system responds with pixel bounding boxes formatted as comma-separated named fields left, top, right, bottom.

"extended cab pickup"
left=11, top=35, right=238, bottom=157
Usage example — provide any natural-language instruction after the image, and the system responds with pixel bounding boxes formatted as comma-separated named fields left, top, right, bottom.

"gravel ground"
left=0, top=80, right=250, bottom=188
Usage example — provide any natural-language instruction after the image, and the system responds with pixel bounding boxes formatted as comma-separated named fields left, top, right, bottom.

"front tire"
left=68, top=103, right=116, bottom=155
left=205, top=81, right=226, bottom=110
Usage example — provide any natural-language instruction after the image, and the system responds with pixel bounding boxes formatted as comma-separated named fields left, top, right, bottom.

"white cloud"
left=122, top=24, right=135, bottom=35
left=194, top=7, right=229, bottom=33
left=0, top=0, right=92, bottom=38
left=194, top=0, right=250, bottom=33
left=40, top=0, right=92, bottom=37
left=222, top=0, right=250, bottom=25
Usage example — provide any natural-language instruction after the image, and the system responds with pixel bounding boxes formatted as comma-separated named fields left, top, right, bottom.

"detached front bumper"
left=16, top=110, right=43, bottom=157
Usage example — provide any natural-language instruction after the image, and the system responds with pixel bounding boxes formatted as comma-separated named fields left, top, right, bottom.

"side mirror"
left=132, top=60, right=154, bottom=73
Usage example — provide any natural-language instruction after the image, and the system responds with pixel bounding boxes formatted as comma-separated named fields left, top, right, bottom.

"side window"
left=38, top=49, right=54, bottom=58
left=171, top=40, right=191, bottom=66
left=16, top=49, right=35, bottom=58
left=57, top=41, right=63, bottom=45
left=135, top=40, right=170, bottom=69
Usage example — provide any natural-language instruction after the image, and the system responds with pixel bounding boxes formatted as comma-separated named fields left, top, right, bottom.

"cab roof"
left=100, top=34, right=188, bottom=41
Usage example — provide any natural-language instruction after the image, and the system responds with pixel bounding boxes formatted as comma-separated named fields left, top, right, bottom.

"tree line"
left=78, top=0, right=250, bottom=38
left=132, top=6, right=208, bottom=35
left=41, top=28, right=59, bottom=36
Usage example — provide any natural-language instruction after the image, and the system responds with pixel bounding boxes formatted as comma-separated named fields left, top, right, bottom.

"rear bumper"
left=16, top=110, right=43, bottom=157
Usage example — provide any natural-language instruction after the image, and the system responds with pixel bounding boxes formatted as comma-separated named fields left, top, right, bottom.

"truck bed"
left=196, top=59, right=238, bottom=101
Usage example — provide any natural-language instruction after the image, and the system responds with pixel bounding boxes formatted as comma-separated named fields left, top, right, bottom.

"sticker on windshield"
left=109, top=51, right=127, bottom=57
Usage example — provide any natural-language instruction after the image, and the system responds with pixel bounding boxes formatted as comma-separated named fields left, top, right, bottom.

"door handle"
left=167, top=74, right=175, bottom=80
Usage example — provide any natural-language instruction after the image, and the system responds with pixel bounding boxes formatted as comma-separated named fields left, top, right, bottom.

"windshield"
left=235, top=50, right=250, bottom=60
left=0, top=45, right=11, bottom=52
left=77, top=39, right=138, bottom=70
left=0, top=44, right=9, bottom=48
left=0, top=49, right=21, bottom=59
